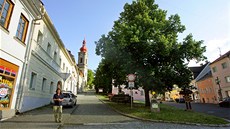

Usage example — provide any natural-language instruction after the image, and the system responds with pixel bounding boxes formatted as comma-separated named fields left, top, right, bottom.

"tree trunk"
left=144, top=88, right=150, bottom=107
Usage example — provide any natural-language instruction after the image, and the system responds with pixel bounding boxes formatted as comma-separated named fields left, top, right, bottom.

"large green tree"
left=95, top=0, right=206, bottom=106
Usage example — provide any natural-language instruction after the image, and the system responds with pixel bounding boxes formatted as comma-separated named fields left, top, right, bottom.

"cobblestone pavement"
left=0, top=91, right=229, bottom=129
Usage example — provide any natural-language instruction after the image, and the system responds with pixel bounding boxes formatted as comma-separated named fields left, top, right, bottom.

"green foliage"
left=87, top=69, right=94, bottom=89
left=93, top=60, right=113, bottom=93
left=95, top=0, right=206, bottom=106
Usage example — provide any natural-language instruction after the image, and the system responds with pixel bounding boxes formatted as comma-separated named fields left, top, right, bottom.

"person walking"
left=53, top=88, right=64, bottom=123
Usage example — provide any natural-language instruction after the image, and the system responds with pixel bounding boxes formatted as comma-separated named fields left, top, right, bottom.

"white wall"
left=0, top=0, right=35, bottom=111
left=19, top=11, right=79, bottom=112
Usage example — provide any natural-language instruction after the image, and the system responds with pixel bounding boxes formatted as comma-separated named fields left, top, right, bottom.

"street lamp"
left=215, top=77, right=223, bottom=101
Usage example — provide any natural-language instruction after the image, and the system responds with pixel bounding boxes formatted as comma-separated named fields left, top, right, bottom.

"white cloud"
left=204, top=38, right=230, bottom=62
left=188, top=38, right=230, bottom=67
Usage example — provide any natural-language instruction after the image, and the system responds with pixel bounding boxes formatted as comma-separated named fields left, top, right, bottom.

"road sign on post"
left=128, top=74, right=136, bottom=82
left=128, top=74, right=136, bottom=109
left=128, top=82, right=134, bottom=88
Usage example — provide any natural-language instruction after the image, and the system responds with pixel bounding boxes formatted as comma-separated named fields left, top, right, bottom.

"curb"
left=98, top=98, right=230, bottom=127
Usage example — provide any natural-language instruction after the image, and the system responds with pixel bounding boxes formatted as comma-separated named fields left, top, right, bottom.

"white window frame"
left=42, top=78, right=47, bottom=91
left=225, top=76, right=230, bottom=83
left=29, top=72, right=37, bottom=90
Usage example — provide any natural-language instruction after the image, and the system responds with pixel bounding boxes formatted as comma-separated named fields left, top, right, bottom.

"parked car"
left=219, top=97, right=230, bottom=108
left=62, top=92, right=77, bottom=108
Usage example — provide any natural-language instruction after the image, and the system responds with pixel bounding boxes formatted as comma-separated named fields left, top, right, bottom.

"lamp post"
left=215, top=77, right=223, bottom=101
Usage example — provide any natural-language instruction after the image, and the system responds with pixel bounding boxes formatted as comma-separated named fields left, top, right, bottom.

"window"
left=212, top=67, right=217, bottom=73
left=53, top=51, right=57, bottom=62
left=50, top=81, right=54, bottom=94
left=80, top=58, right=83, bottom=63
left=42, top=78, right=47, bottom=91
left=0, top=0, right=14, bottom=29
left=0, top=59, right=19, bottom=109
left=46, top=43, right=51, bottom=55
left=221, top=62, right=227, bottom=69
left=226, top=91, right=230, bottom=97
left=37, top=31, right=43, bottom=44
left=140, top=90, right=144, bottom=96
left=225, top=76, right=230, bottom=83
left=59, top=58, right=61, bottom=66
left=16, top=14, right=29, bottom=42
left=209, top=87, right=212, bottom=93
left=29, top=72, right=37, bottom=90
left=63, top=63, right=65, bottom=70
left=66, top=67, right=68, bottom=73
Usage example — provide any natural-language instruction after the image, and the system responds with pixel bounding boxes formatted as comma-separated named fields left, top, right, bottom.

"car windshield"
left=63, top=93, right=70, bottom=98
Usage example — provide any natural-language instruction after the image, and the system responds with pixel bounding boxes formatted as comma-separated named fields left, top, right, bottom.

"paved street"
left=0, top=91, right=229, bottom=129
left=164, top=102, right=230, bottom=120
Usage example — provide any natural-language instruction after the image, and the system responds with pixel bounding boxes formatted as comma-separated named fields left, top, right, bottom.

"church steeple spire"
left=80, top=38, right=87, bottom=52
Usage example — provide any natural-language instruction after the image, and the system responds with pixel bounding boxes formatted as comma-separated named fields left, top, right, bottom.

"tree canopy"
left=95, top=0, right=206, bottom=106
left=87, top=69, right=94, bottom=89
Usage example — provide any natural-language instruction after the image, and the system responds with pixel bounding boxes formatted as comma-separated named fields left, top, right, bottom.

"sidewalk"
left=0, top=98, right=75, bottom=129
left=65, top=92, right=135, bottom=124
left=0, top=91, right=136, bottom=129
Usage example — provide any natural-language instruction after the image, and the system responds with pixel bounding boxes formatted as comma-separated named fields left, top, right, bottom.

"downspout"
left=15, top=3, right=45, bottom=113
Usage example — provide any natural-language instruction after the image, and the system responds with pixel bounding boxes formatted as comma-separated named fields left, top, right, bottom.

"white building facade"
left=1, top=0, right=85, bottom=118
left=16, top=8, right=80, bottom=112
left=0, top=0, right=43, bottom=119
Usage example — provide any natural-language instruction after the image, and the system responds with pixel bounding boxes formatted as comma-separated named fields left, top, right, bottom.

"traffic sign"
left=128, top=74, right=136, bottom=82
left=129, top=82, right=134, bottom=88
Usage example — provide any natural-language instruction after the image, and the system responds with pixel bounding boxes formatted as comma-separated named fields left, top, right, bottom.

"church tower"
left=78, top=39, right=88, bottom=89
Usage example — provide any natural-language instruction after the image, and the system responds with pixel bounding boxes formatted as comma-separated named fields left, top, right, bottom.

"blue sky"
left=42, top=0, right=230, bottom=71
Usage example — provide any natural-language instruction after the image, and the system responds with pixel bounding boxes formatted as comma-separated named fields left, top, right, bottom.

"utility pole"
left=215, top=77, right=223, bottom=101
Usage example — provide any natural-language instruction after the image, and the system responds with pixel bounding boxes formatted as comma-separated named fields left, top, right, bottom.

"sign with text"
left=129, top=82, right=134, bottom=88
left=99, top=88, right=103, bottom=93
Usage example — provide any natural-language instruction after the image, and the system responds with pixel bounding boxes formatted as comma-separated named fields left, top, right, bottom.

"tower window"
left=80, top=58, right=83, bottom=63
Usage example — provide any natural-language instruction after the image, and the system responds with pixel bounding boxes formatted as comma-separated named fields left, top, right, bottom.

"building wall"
left=197, top=77, right=218, bottom=104
left=19, top=11, right=79, bottom=112
left=0, top=0, right=39, bottom=119
left=210, top=57, right=230, bottom=99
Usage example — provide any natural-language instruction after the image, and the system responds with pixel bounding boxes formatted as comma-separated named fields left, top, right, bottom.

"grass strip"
left=98, top=95, right=229, bottom=125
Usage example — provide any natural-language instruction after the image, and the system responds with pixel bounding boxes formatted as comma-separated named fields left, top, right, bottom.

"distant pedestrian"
left=53, top=88, right=64, bottom=123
